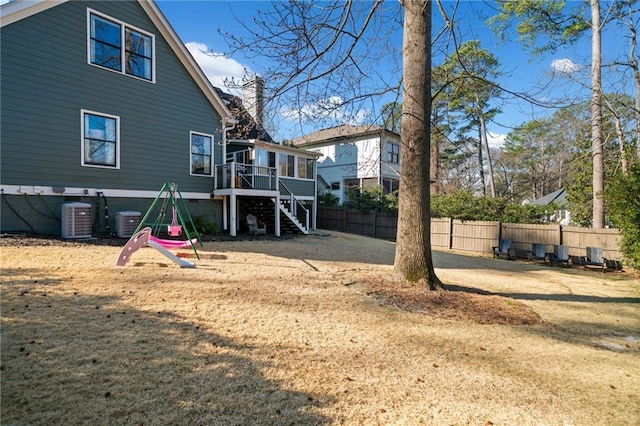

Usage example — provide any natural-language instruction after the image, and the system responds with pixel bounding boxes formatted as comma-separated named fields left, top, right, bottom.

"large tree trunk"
left=479, top=111, right=496, bottom=197
left=477, top=128, right=487, bottom=197
left=626, top=3, right=640, bottom=158
left=591, top=0, right=605, bottom=228
left=395, top=0, right=441, bottom=289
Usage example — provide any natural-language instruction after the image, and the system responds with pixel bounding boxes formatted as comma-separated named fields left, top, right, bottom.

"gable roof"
left=291, top=124, right=399, bottom=148
left=531, top=188, right=567, bottom=206
left=0, top=0, right=235, bottom=125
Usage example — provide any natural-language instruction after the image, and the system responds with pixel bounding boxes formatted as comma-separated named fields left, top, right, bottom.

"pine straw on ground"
left=345, top=273, right=544, bottom=325
left=1, top=232, right=639, bottom=425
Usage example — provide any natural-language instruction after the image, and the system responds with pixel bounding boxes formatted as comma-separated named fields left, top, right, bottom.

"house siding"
left=0, top=0, right=222, bottom=194
left=0, top=194, right=222, bottom=236
left=279, top=178, right=314, bottom=197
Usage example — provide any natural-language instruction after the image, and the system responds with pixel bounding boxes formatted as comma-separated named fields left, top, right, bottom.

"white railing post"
left=230, top=162, right=236, bottom=189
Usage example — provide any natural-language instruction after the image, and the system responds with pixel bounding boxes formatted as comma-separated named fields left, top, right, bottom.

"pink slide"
left=149, top=235, right=198, bottom=249
left=116, top=227, right=195, bottom=268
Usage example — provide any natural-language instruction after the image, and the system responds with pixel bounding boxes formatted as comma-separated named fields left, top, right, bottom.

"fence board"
left=316, top=206, right=623, bottom=260
left=452, top=220, right=499, bottom=253
left=562, top=226, right=622, bottom=259
left=431, top=218, right=451, bottom=248
left=502, top=223, right=559, bottom=256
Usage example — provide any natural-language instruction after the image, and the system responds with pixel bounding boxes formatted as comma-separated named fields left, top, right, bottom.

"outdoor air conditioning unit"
left=116, top=211, right=141, bottom=238
left=61, top=202, right=92, bottom=238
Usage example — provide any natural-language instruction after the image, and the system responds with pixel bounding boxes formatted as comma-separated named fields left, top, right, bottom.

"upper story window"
left=279, top=153, right=295, bottom=177
left=191, top=132, right=213, bottom=176
left=387, top=143, right=400, bottom=163
left=254, top=149, right=276, bottom=168
left=82, top=110, right=119, bottom=168
left=296, top=157, right=315, bottom=180
left=88, top=9, right=155, bottom=82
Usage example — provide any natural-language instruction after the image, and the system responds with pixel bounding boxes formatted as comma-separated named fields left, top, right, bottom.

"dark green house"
left=1, top=0, right=317, bottom=237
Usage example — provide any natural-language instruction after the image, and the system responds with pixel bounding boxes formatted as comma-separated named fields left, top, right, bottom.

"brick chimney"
left=242, top=76, right=264, bottom=130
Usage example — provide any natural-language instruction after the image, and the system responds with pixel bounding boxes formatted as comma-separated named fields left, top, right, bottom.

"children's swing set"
left=116, top=182, right=202, bottom=268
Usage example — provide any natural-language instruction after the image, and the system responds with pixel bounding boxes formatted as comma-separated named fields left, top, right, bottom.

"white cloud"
left=185, top=42, right=248, bottom=93
left=551, top=58, right=581, bottom=74
left=487, top=132, right=506, bottom=149
left=280, top=96, right=368, bottom=125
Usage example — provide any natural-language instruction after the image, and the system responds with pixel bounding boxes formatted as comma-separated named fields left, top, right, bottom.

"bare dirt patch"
left=1, top=231, right=639, bottom=425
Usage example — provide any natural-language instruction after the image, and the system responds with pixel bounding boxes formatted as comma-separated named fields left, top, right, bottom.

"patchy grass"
left=1, top=232, right=639, bottom=425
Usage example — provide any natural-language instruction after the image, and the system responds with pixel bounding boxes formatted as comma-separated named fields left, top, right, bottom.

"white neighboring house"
left=292, top=125, right=401, bottom=204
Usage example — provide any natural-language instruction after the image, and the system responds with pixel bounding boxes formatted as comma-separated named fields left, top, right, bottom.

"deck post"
left=230, top=194, right=237, bottom=237
left=275, top=195, right=281, bottom=237
left=222, top=196, right=228, bottom=231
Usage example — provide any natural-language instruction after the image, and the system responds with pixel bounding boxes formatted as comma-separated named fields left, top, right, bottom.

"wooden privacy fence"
left=318, top=206, right=623, bottom=260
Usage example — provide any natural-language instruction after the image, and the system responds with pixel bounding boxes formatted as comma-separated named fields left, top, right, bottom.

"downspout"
left=221, top=117, right=237, bottom=163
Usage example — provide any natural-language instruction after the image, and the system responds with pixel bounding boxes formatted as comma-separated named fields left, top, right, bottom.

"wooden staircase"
left=243, top=198, right=308, bottom=235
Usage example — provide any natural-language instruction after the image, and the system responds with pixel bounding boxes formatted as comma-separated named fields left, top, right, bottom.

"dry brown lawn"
left=1, top=231, right=639, bottom=425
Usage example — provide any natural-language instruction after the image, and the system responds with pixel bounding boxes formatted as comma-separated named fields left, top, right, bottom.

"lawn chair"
left=548, top=244, right=570, bottom=267
left=246, top=214, right=266, bottom=235
left=492, top=239, right=515, bottom=260
left=527, top=243, right=547, bottom=264
left=606, top=259, right=624, bottom=271
left=583, top=246, right=609, bottom=272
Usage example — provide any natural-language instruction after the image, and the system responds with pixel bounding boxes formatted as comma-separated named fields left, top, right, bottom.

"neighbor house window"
left=82, top=110, right=119, bottom=168
left=190, top=132, right=213, bottom=176
left=387, top=143, right=400, bottom=163
left=88, top=9, right=154, bottom=81
left=382, top=178, right=399, bottom=193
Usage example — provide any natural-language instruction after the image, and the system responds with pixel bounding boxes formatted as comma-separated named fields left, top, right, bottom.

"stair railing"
left=279, top=179, right=309, bottom=232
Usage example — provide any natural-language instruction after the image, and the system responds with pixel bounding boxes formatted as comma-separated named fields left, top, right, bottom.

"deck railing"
left=215, top=162, right=277, bottom=191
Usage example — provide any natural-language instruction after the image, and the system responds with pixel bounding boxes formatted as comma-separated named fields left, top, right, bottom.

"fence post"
left=342, top=205, right=347, bottom=232
left=448, top=217, right=454, bottom=249
left=497, top=221, right=502, bottom=242
left=372, top=210, right=377, bottom=237
left=557, top=224, right=562, bottom=245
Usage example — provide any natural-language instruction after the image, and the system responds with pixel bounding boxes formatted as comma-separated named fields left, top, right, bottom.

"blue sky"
left=156, top=0, right=624, bottom=145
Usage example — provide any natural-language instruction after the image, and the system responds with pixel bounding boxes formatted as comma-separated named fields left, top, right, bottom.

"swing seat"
left=167, top=225, right=183, bottom=237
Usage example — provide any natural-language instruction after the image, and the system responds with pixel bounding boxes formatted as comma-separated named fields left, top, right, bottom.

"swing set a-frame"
left=132, top=182, right=202, bottom=260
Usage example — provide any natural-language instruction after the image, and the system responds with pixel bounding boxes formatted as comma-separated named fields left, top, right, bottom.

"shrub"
left=318, top=191, right=340, bottom=206
left=604, top=164, right=640, bottom=269
left=192, top=215, right=218, bottom=236
left=431, top=191, right=549, bottom=223
left=345, top=186, right=397, bottom=212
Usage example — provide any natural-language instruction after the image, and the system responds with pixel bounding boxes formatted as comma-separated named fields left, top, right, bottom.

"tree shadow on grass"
left=1, top=269, right=330, bottom=425
left=443, top=283, right=640, bottom=304
left=442, top=283, right=640, bottom=352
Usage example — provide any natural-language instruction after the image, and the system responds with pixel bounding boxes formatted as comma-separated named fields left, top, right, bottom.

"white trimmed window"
left=81, top=110, right=119, bottom=168
left=88, top=9, right=155, bottom=82
left=278, top=153, right=295, bottom=177
left=190, top=132, right=213, bottom=176
left=296, top=157, right=315, bottom=179
left=387, top=143, right=400, bottom=163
